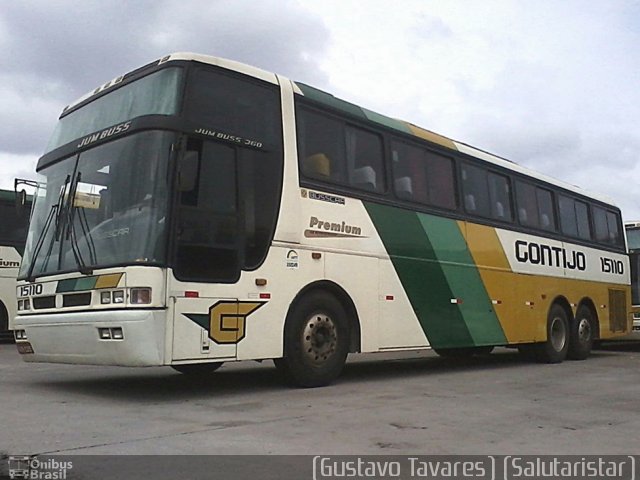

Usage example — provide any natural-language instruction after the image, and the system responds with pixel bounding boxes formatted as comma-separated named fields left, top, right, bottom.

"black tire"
left=433, top=346, right=494, bottom=357
left=171, top=362, right=224, bottom=375
left=567, top=305, right=595, bottom=360
left=275, top=291, right=350, bottom=388
left=517, top=344, right=536, bottom=360
left=535, top=304, right=569, bottom=363
left=0, top=302, right=11, bottom=342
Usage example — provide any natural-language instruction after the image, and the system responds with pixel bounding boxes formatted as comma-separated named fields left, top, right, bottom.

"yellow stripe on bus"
left=461, top=222, right=631, bottom=342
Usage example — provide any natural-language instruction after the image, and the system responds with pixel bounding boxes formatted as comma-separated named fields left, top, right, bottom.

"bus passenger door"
left=171, top=295, right=238, bottom=362
left=169, top=138, right=242, bottom=362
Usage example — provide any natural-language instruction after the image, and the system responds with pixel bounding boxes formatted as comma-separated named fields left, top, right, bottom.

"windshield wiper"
left=25, top=175, right=70, bottom=282
left=65, top=171, right=95, bottom=275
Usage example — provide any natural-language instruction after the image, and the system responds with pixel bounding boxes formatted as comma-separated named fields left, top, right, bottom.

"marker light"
left=130, top=288, right=152, bottom=305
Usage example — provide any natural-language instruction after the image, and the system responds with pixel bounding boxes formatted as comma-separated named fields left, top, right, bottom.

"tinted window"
left=515, top=181, right=539, bottom=227
left=515, top=181, right=556, bottom=232
left=559, top=195, right=591, bottom=240
left=593, top=206, right=622, bottom=247
left=606, top=211, right=622, bottom=247
left=187, top=67, right=281, bottom=147
left=0, top=200, right=30, bottom=247
left=461, top=163, right=491, bottom=217
left=391, top=141, right=456, bottom=209
left=346, top=126, right=384, bottom=193
left=427, top=151, right=456, bottom=209
left=536, top=188, right=556, bottom=231
left=175, top=139, right=240, bottom=283
left=593, top=206, right=609, bottom=243
left=575, top=200, right=590, bottom=240
left=297, top=108, right=346, bottom=184
left=488, top=172, right=512, bottom=221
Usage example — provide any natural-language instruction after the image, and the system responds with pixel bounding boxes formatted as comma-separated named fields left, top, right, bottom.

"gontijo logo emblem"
left=184, top=301, right=265, bottom=344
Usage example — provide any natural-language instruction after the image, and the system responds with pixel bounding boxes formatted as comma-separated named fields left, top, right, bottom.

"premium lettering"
left=309, top=216, right=362, bottom=236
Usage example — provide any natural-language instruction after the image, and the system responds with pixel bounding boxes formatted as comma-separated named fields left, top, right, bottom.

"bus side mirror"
left=15, top=189, right=28, bottom=216
left=178, top=151, right=199, bottom=192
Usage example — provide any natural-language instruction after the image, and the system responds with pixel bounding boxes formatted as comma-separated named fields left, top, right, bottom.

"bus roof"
left=63, top=52, right=618, bottom=208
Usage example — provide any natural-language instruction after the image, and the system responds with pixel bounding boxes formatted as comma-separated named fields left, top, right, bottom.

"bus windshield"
left=626, top=227, right=640, bottom=252
left=20, top=131, right=174, bottom=279
left=45, top=67, right=183, bottom=154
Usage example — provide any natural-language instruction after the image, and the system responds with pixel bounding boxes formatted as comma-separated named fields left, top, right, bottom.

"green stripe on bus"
left=56, top=276, right=98, bottom=293
left=365, top=202, right=474, bottom=348
left=417, top=215, right=507, bottom=345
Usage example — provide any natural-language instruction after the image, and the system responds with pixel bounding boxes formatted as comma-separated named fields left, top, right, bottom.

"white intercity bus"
left=0, top=188, right=31, bottom=339
left=13, top=53, right=632, bottom=386
left=624, top=222, right=640, bottom=337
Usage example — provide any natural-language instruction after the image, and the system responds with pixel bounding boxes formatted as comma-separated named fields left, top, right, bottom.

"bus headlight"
left=130, top=288, right=152, bottom=305
left=100, top=291, right=112, bottom=304
left=112, top=290, right=125, bottom=304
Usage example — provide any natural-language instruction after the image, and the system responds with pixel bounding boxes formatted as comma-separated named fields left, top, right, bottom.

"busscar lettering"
left=515, top=240, right=586, bottom=271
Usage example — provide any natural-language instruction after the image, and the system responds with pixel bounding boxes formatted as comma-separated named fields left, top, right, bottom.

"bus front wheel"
left=275, top=291, right=350, bottom=388
left=535, top=304, right=569, bottom=363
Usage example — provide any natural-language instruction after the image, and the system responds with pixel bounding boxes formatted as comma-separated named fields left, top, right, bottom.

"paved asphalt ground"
left=1, top=341, right=639, bottom=461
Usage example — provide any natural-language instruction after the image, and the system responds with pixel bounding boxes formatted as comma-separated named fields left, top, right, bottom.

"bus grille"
left=32, top=296, right=56, bottom=310
left=609, top=289, right=627, bottom=333
left=62, top=292, right=92, bottom=308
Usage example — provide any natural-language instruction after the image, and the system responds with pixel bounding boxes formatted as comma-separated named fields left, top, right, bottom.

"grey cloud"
left=0, top=0, right=329, bottom=158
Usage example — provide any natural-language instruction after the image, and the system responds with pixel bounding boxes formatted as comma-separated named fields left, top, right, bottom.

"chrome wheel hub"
left=550, top=316, right=567, bottom=352
left=302, top=313, right=337, bottom=364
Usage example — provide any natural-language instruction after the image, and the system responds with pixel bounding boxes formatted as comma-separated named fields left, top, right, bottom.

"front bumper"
left=13, top=309, right=167, bottom=366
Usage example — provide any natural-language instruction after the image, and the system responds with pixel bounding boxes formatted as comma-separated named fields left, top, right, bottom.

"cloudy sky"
left=2, top=0, right=639, bottom=218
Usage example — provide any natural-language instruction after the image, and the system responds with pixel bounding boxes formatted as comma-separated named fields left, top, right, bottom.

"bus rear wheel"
left=567, top=305, right=595, bottom=360
left=171, top=362, right=224, bottom=375
left=275, top=291, right=350, bottom=388
left=535, top=304, right=569, bottom=363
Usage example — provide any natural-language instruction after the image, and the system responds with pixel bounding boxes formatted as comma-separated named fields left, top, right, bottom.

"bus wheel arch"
left=567, top=298, right=598, bottom=360
left=286, top=281, right=361, bottom=353
left=535, top=298, right=572, bottom=363
left=275, top=281, right=360, bottom=387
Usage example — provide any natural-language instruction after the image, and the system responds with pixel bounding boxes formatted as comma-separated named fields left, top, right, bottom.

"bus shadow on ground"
left=32, top=348, right=610, bottom=401
left=595, top=340, right=640, bottom=352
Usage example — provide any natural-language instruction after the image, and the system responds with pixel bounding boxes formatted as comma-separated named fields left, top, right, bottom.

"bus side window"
left=297, top=107, right=345, bottom=184
left=345, top=126, right=384, bottom=193
left=461, top=163, right=491, bottom=218
left=559, top=195, right=591, bottom=240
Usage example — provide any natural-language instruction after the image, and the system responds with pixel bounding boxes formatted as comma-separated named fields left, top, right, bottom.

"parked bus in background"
left=624, top=222, right=640, bottom=337
left=0, top=188, right=31, bottom=340
left=12, top=53, right=632, bottom=386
